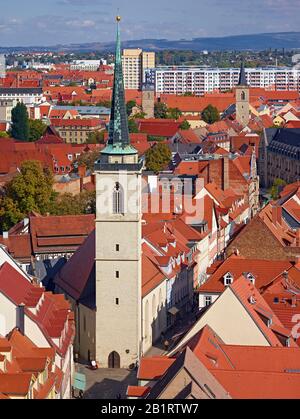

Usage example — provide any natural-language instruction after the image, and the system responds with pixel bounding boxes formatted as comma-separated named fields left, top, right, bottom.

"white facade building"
left=145, top=66, right=300, bottom=96
left=0, top=55, right=6, bottom=79
left=70, top=60, right=106, bottom=71
left=0, top=88, right=44, bottom=106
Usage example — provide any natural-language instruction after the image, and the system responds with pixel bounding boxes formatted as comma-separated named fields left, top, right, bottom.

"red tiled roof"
left=139, top=119, right=180, bottom=138
left=199, top=255, right=291, bottom=294
left=285, top=120, right=300, bottom=129
left=0, top=374, right=33, bottom=396
left=160, top=94, right=235, bottom=113
left=50, top=118, right=103, bottom=128
left=127, top=386, right=151, bottom=397
left=30, top=214, right=95, bottom=254
left=138, top=357, right=175, bottom=380
left=213, top=370, right=300, bottom=399
left=54, top=230, right=95, bottom=301
left=0, top=262, right=43, bottom=306
left=230, top=276, right=295, bottom=347
left=174, top=129, right=201, bottom=144
left=0, top=234, right=32, bottom=260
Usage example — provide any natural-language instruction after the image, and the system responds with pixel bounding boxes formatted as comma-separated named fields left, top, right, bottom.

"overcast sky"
left=0, top=0, right=299, bottom=46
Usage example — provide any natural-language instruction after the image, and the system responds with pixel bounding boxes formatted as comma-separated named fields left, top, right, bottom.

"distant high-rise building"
left=122, top=49, right=155, bottom=90
left=0, top=55, right=6, bottom=79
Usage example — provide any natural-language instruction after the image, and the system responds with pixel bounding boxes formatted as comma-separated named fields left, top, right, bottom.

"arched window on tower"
left=113, top=182, right=124, bottom=214
left=241, top=91, right=246, bottom=101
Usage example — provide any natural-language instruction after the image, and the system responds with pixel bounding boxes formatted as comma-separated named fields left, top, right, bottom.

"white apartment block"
left=0, top=88, right=44, bottom=106
left=0, top=55, right=6, bottom=79
left=122, top=49, right=155, bottom=90
left=146, top=66, right=300, bottom=96
left=70, top=59, right=107, bottom=71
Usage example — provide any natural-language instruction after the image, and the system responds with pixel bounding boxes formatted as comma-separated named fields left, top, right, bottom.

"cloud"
left=1, top=0, right=300, bottom=46
left=57, top=0, right=109, bottom=6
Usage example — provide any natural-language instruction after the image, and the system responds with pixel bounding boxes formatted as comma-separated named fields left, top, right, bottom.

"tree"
left=167, top=107, right=182, bottom=120
left=131, top=111, right=146, bottom=119
left=202, top=105, right=220, bottom=124
left=87, top=131, right=105, bottom=144
left=268, top=178, right=287, bottom=200
left=179, top=120, right=191, bottom=130
left=51, top=190, right=96, bottom=216
left=147, top=135, right=165, bottom=142
left=11, top=102, right=30, bottom=141
left=0, top=161, right=55, bottom=231
left=154, top=102, right=168, bottom=119
left=0, top=131, right=9, bottom=138
left=128, top=118, right=139, bottom=133
left=126, top=100, right=137, bottom=117
left=28, top=119, right=47, bottom=142
left=0, top=197, right=24, bottom=232
left=145, top=143, right=172, bottom=173
left=73, top=151, right=100, bottom=173
left=96, top=100, right=111, bottom=108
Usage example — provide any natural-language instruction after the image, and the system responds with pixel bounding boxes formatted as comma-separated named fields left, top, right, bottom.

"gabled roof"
left=138, top=357, right=175, bottom=381
left=213, top=369, right=300, bottom=399
left=230, top=277, right=295, bottom=347
left=0, top=262, right=43, bottom=306
left=54, top=230, right=95, bottom=306
left=146, top=347, right=230, bottom=400
left=29, top=214, right=95, bottom=255
left=175, top=276, right=295, bottom=353
left=199, top=255, right=291, bottom=294
left=0, top=374, right=33, bottom=396
left=160, top=94, right=235, bottom=113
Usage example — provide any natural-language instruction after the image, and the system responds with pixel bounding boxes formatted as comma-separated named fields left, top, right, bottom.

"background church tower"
left=235, top=61, right=250, bottom=128
left=94, top=17, right=143, bottom=369
left=142, top=71, right=155, bottom=118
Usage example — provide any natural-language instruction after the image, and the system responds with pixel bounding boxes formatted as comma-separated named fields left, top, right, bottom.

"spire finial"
left=116, top=15, right=121, bottom=22
left=238, top=60, right=247, bottom=86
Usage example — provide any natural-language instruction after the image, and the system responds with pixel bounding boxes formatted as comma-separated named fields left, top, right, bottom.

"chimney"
left=2, top=231, right=8, bottom=239
left=16, top=304, right=25, bottom=335
left=291, top=296, right=297, bottom=308
left=78, top=164, right=86, bottom=178
left=222, top=156, right=229, bottom=190
left=296, top=230, right=300, bottom=247
left=282, top=270, right=289, bottom=281
left=272, top=204, right=282, bottom=226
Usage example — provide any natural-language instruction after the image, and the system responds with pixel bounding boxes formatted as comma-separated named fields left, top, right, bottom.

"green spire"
left=102, top=16, right=137, bottom=156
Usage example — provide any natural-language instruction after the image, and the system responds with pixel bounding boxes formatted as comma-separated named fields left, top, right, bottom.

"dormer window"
left=246, top=272, right=256, bottom=285
left=223, top=272, right=233, bottom=286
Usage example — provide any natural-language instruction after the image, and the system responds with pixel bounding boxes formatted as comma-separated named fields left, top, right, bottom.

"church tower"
left=94, top=17, right=143, bottom=368
left=235, top=61, right=250, bottom=128
left=249, top=147, right=260, bottom=218
left=142, top=72, right=155, bottom=119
